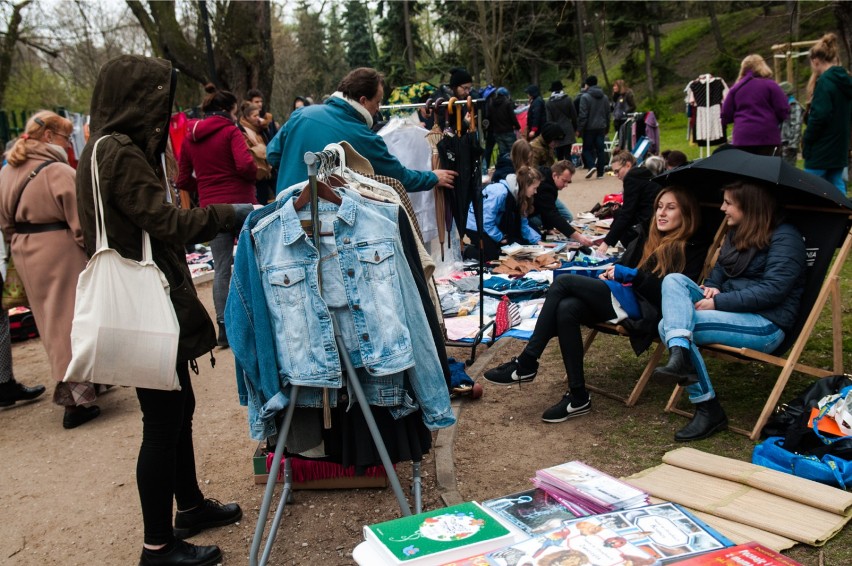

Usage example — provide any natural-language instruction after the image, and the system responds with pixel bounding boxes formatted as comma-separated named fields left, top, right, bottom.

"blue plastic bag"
left=752, top=436, right=852, bottom=489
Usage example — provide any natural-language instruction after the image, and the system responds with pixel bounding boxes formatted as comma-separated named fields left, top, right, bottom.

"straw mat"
left=626, top=448, right=852, bottom=548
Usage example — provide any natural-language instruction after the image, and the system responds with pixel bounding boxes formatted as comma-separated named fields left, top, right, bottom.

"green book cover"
left=364, top=501, right=514, bottom=564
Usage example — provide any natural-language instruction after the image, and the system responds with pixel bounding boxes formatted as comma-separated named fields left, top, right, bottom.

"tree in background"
left=344, top=0, right=376, bottom=69
left=376, top=0, right=424, bottom=86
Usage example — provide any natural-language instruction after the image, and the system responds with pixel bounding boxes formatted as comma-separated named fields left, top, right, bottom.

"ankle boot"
left=217, top=322, right=229, bottom=349
left=653, top=346, right=698, bottom=386
left=0, top=379, right=46, bottom=407
left=675, top=397, right=728, bottom=442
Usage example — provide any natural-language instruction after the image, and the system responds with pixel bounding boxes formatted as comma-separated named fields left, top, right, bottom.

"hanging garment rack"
left=249, top=149, right=421, bottom=566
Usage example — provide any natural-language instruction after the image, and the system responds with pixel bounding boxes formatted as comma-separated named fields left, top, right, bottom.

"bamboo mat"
left=626, top=450, right=852, bottom=547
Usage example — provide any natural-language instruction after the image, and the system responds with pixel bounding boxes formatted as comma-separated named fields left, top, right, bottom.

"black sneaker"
left=139, top=540, right=222, bottom=566
left=483, top=357, right=538, bottom=385
left=584, top=168, right=596, bottom=179
left=174, top=498, right=242, bottom=540
left=541, top=394, right=591, bottom=423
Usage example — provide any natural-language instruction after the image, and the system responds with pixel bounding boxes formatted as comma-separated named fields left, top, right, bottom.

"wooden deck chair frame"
left=665, top=207, right=852, bottom=440
left=583, top=204, right=729, bottom=406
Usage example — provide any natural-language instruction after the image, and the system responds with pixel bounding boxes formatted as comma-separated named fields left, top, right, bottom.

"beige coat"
left=0, top=142, right=87, bottom=382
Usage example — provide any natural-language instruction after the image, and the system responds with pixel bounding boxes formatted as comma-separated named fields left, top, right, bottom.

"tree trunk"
left=574, top=0, right=587, bottom=80
left=402, top=0, right=416, bottom=76
left=590, top=18, right=609, bottom=89
left=707, top=2, right=726, bottom=55
left=835, top=1, right=852, bottom=70
left=642, top=24, right=654, bottom=98
left=0, top=0, right=33, bottom=110
left=126, top=0, right=273, bottom=99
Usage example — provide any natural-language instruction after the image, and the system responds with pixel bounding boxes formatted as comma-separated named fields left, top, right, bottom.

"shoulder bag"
left=63, top=137, right=181, bottom=390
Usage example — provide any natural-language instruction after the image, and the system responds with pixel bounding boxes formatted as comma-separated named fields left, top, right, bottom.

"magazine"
left=668, top=541, right=802, bottom=565
left=482, top=488, right=584, bottom=535
left=535, top=461, right=648, bottom=513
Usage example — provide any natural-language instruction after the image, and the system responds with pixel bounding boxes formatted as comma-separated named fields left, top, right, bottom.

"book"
left=535, top=461, right=649, bottom=513
left=667, top=542, right=802, bottom=565
left=572, top=502, right=732, bottom=564
left=482, top=488, right=585, bottom=535
left=485, top=516, right=660, bottom=566
left=362, top=501, right=518, bottom=565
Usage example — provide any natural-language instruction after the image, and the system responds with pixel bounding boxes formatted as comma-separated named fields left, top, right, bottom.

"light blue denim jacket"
left=227, top=185, right=455, bottom=439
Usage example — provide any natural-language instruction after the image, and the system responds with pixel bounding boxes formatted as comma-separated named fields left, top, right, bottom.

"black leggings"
left=136, top=363, right=205, bottom=545
left=524, top=274, right=617, bottom=392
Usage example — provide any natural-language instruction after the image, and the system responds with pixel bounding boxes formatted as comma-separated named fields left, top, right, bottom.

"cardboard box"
left=253, top=443, right=389, bottom=489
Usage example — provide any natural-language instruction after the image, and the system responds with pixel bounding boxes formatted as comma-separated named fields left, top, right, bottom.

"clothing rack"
left=249, top=149, right=420, bottom=566
left=687, top=74, right=713, bottom=158
left=378, top=97, right=486, bottom=111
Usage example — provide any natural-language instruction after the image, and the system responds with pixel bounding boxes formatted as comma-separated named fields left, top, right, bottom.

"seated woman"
left=465, top=166, right=542, bottom=262
left=484, top=186, right=707, bottom=423
left=654, top=181, right=806, bottom=442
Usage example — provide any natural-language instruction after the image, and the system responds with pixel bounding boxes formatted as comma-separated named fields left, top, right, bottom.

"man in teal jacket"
left=267, top=67, right=457, bottom=194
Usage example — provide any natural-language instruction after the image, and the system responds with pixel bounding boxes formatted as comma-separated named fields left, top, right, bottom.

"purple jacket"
left=721, top=73, right=789, bottom=147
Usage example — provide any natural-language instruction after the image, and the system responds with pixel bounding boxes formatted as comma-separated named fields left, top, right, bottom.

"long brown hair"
left=6, top=110, right=72, bottom=166
left=515, top=166, right=541, bottom=217
left=637, top=185, right=701, bottom=277
left=510, top=138, right=532, bottom=172
left=723, top=180, right=778, bottom=251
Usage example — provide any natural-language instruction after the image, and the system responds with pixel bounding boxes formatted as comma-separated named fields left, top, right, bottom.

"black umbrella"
left=656, top=148, right=852, bottom=210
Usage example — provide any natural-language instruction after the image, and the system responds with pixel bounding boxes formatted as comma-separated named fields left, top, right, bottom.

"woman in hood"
left=76, top=55, right=250, bottom=566
left=803, top=32, right=852, bottom=194
left=176, top=84, right=258, bottom=348
left=0, top=111, right=97, bottom=427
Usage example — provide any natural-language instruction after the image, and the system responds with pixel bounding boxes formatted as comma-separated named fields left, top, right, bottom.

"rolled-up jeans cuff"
left=687, top=390, right=714, bottom=404
left=665, top=329, right=693, bottom=345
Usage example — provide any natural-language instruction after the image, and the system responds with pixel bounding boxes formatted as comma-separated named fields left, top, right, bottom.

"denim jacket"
left=227, top=185, right=455, bottom=439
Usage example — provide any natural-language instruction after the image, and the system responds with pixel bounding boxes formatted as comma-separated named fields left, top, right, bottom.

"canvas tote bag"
left=63, top=137, right=180, bottom=390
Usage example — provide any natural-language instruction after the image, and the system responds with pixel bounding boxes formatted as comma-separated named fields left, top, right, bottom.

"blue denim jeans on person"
left=581, top=129, right=607, bottom=176
left=658, top=274, right=785, bottom=403
left=804, top=167, right=847, bottom=195
left=210, top=231, right=235, bottom=325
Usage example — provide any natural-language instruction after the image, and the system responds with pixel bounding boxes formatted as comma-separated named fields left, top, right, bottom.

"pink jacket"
left=176, top=114, right=257, bottom=206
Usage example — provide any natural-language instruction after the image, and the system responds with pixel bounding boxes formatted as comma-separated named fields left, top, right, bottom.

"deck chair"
left=583, top=203, right=727, bottom=406
left=631, top=136, right=652, bottom=166
left=666, top=205, right=852, bottom=440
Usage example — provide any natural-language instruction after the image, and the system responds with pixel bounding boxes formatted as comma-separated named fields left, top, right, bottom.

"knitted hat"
left=541, top=122, right=566, bottom=144
left=549, top=80, right=564, bottom=92
left=585, top=75, right=598, bottom=87
left=524, top=84, right=541, bottom=98
left=496, top=87, right=510, bottom=97
left=779, top=81, right=794, bottom=96
left=449, top=67, right=473, bottom=89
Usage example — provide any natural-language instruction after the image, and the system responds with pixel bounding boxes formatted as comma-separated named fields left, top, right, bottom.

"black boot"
left=653, top=346, right=698, bottom=386
left=675, top=397, right=728, bottom=442
left=217, top=322, right=229, bottom=349
left=63, top=405, right=101, bottom=429
left=0, top=379, right=46, bottom=407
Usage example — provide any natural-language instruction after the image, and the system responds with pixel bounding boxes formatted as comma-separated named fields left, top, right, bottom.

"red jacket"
left=176, top=114, right=257, bottom=206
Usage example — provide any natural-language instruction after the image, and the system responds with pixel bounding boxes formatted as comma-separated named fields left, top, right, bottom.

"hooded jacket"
left=524, top=85, right=546, bottom=138
left=721, top=72, right=789, bottom=147
left=578, top=86, right=611, bottom=133
left=176, top=114, right=257, bottom=206
left=803, top=66, right=852, bottom=169
left=76, top=55, right=240, bottom=363
left=546, top=91, right=578, bottom=147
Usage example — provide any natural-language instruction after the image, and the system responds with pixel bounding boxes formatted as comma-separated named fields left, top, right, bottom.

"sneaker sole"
left=482, top=375, right=536, bottom=386
left=541, top=405, right=591, bottom=423
left=174, top=510, right=243, bottom=540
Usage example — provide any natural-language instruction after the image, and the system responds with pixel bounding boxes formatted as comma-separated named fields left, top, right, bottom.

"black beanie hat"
left=585, top=75, right=598, bottom=87
left=549, top=80, right=564, bottom=92
left=449, top=67, right=473, bottom=89
left=541, top=122, right=566, bottom=144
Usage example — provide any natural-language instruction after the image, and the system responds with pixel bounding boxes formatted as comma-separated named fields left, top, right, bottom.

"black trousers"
left=136, top=363, right=205, bottom=545
left=465, top=228, right=503, bottom=263
left=523, top=274, right=617, bottom=392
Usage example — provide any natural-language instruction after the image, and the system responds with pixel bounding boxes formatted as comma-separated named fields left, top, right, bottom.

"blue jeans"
left=658, top=274, right=785, bottom=403
left=581, top=129, right=607, bottom=175
left=210, top=231, right=235, bottom=324
left=804, top=167, right=847, bottom=195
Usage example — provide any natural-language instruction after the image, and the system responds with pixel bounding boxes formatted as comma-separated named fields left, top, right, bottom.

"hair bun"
left=204, top=83, right=217, bottom=94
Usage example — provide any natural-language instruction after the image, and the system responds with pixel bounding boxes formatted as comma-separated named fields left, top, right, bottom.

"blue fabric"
left=266, top=96, right=437, bottom=194
left=601, top=263, right=642, bottom=319
left=447, top=357, right=474, bottom=388
left=753, top=437, right=852, bottom=489
left=659, top=274, right=786, bottom=403
left=482, top=276, right=549, bottom=295
left=804, top=167, right=846, bottom=195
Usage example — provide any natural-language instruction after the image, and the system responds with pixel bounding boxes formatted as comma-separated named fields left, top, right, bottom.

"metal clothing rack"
left=249, top=150, right=421, bottom=566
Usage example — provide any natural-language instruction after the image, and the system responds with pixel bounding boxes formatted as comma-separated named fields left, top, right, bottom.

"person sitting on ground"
left=484, top=186, right=707, bottom=424
left=530, top=122, right=565, bottom=168
left=597, top=152, right=661, bottom=254
left=465, top=166, right=542, bottom=262
left=662, top=149, right=688, bottom=170
left=531, top=160, right=594, bottom=246
left=653, top=181, right=805, bottom=442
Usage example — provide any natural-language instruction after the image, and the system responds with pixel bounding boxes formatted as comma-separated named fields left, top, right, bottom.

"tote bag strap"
left=90, top=136, right=155, bottom=264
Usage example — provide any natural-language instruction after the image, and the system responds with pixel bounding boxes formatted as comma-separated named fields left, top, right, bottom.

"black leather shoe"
left=174, top=498, right=242, bottom=540
left=0, top=380, right=46, bottom=407
left=675, top=397, right=728, bottom=442
left=217, top=322, right=229, bottom=349
left=653, top=346, right=699, bottom=386
left=62, top=405, right=101, bottom=429
left=139, top=540, right=222, bottom=566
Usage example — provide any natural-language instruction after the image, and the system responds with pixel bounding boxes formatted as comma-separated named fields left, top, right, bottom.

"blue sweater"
left=266, top=96, right=437, bottom=194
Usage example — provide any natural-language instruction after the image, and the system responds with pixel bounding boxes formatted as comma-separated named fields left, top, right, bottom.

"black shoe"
left=584, top=168, right=596, bottom=179
left=0, top=380, right=46, bottom=407
left=483, top=357, right=538, bottom=385
left=674, top=397, right=728, bottom=442
left=139, top=540, right=222, bottom=566
left=217, top=323, right=229, bottom=349
left=174, top=498, right=242, bottom=540
left=653, top=346, right=698, bottom=386
left=541, top=394, right=591, bottom=423
left=62, top=405, right=101, bottom=429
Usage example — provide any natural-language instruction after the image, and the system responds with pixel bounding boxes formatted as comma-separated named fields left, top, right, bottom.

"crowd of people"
left=0, top=30, right=849, bottom=565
